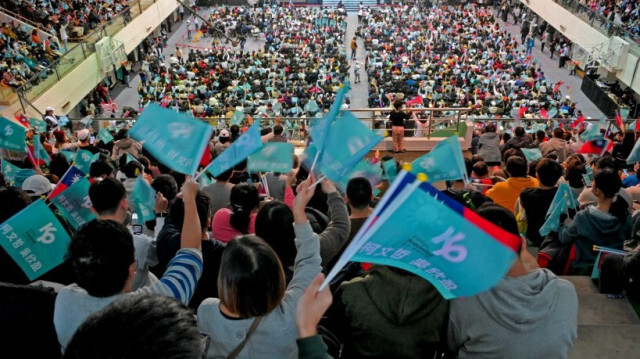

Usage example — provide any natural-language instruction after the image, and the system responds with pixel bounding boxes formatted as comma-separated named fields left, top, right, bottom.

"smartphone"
left=131, top=224, right=143, bottom=235
left=90, top=135, right=96, bottom=145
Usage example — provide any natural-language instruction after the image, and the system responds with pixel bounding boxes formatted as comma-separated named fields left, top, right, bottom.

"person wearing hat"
left=22, top=175, right=55, bottom=199
left=44, top=107, right=59, bottom=130
left=77, top=129, right=101, bottom=155
left=214, top=129, right=231, bottom=156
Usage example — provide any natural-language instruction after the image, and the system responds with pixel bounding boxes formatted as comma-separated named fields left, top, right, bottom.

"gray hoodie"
left=539, top=137, right=568, bottom=163
left=478, top=132, right=502, bottom=163
left=448, top=269, right=578, bottom=358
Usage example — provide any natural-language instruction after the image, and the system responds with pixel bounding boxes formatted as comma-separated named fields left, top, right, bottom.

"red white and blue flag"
left=570, top=115, right=584, bottom=129
left=615, top=109, right=625, bottom=131
left=48, top=165, right=86, bottom=199
left=578, top=138, right=611, bottom=156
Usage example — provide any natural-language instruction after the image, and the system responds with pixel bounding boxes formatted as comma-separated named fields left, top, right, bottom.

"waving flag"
left=247, top=142, right=294, bottom=173
left=230, top=110, right=244, bottom=126
left=579, top=138, right=610, bottom=156
left=131, top=176, right=156, bottom=223
left=539, top=183, right=579, bottom=236
left=129, top=104, right=214, bottom=175
left=310, top=84, right=349, bottom=153
left=201, top=121, right=263, bottom=177
left=540, top=108, right=549, bottom=119
left=0, top=117, right=27, bottom=152
left=615, top=109, right=625, bottom=131
left=518, top=106, right=527, bottom=119
left=626, top=138, right=640, bottom=164
left=318, top=111, right=383, bottom=181
left=411, top=136, right=468, bottom=183
left=74, top=149, right=99, bottom=173
left=323, top=171, right=520, bottom=299
left=97, top=128, right=114, bottom=144
left=51, top=177, right=96, bottom=230
left=1, top=160, right=35, bottom=187
left=521, top=148, right=542, bottom=162
left=48, top=165, right=86, bottom=199
left=0, top=199, right=71, bottom=280
left=29, top=118, right=47, bottom=133
left=335, top=159, right=383, bottom=192
left=570, top=115, right=584, bottom=129
left=580, top=123, right=602, bottom=142
left=60, top=150, right=76, bottom=163
left=304, top=100, right=320, bottom=115
left=198, top=173, right=214, bottom=188
left=383, top=159, right=398, bottom=182
left=33, top=139, right=50, bottom=166
left=553, top=81, right=564, bottom=93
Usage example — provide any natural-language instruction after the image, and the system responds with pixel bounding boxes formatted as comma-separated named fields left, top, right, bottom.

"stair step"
left=560, top=276, right=600, bottom=295
left=575, top=292, right=640, bottom=326
left=571, top=325, right=640, bottom=359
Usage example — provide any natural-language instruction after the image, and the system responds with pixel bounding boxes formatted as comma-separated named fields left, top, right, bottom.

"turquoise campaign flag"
left=627, top=138, right=640, bottom=164
left=230, top=110, right=244, bottom=126
left=74, top=149, right=99, bottom=173
left=335, top=159, right=383, bottom=192
left=326, top=171, right=520, bottom=299
left=580, top=123, right=602, bottom=142
left=1, top=160, right=35, bottom=186
left=304, top=100, right=320, bottom=114
left=34, top=139, right=50, bottom=166
left=198, top=173, right=214, bottom=188
left=310, top=84, right=349, bottom=152
left=131, top=176, right=156, bottom=223
left=411, top=136, right=468, bottom=183
left=548, top=108, right=558, bottom=119
left=521, top=148, right=542, bottom=162
left=60, top=150, right=76, bottom=163
left=318, top=112, right=383, bottom=181
left=29, top=118, right=47, bottom=133
left=0, top=199, right=71, bottom=280
left=539, top=183, right=579, bottom=236
left=383, top=159, right=398, bottom=182
left=51, top=177, right=96, bottom=230
left=202, top=121, right=263, bottom=177
left=129, top=104, right=214, bottom=175
left=248, top=142, right=294, bottom=173
left=80, top=116, right=93, bottom=129
left=97, top=128, right=114, bottom=144
left=0, top=117, right=27, bottom=152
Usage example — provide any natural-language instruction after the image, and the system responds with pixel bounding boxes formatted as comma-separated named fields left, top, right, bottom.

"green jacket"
left=297, top=336, right=333, bottom=359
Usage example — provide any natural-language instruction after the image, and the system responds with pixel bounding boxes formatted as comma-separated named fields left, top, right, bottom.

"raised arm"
left=318, top=179, right=350, bottom=266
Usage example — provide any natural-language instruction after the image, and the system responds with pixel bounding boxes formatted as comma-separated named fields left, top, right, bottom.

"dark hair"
left=595, top=156, right=617, bottom=171
left=502, top=133, right=512, bottom=143
left=123, top=161, right=144, bottom=179
left=620, top=130, right=636, bottom=157
left=229, top=184, right=259, bottom=234
left=553, top=127, right=564, bottom=139
left=503, top=148, right=525, bottom=164
left=594, top=168, right=628, bottom=223
left=476, top=203, right=521, bottom=250
left=473, top=161, right=489, bottom=177
left=506, top=156, right=528, bottom=178
left=89, top=177, right=126, bottom=215
left=217, top=235, right=285, bottom=318
left=565, top=155, right=586, bottom=188
left=49, top=153, right=70, bottom=179
left=89, top=159, right=114, bottom=179
left=152, top=174, right=178, bottom=201
left=536, top=158, right=563, bottom=187
left=536, top=130, right=546, bottom=142
left=346, top=177, right=372, bottom=210
left=393, top=99, right=403, bottom=109
left=273, top=125, right=284, bottom=136
left=67, top=220, right=134, bottom=297
left=168, top=191, right=210, bottom=232
left=471, top=154, right=484, bottom=164
left=514, top=126, right=525, bottom=137
left=215, top=167, right=233, bottom=182
left=484, top=124, right=496, bottom=133
left=0, top=187, right=32, bottom=223
left=64, top=295, right=201, bottom=359
left=255, top=201, right=296, bottom=270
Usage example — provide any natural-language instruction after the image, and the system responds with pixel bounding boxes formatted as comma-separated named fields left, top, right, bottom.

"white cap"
left=77, top=128, right=90, bottom=141
left=45, top=106, right=54, bottom=112
left=219, top=129, right=230, bottom=138
left=22, top=175, right=55, bottom=197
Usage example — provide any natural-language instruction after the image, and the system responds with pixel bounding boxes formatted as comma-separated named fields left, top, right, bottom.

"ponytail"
left=229, top=183, right=259, bottom=234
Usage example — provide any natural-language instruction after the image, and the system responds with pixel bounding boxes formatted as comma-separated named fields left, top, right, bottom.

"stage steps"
left=560, top=276, right=640, bottom=358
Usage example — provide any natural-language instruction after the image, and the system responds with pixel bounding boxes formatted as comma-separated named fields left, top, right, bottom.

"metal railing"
left=15, top=0, right=159, bottom=103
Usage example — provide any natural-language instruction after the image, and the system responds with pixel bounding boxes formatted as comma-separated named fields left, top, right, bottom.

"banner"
left=323, top=171, right=520, bottom=299
left=318, top=111, right=383, bottom=181
left=131, top=176, right=156, bottom=223
left=201, top=121, right=263, bottom=177
left=411, top=136, right=468, bottom=183
left=0, top=199, right=71, bottom=280
left=129, top=104, right=214, bottom=175
left=97, top=128, right=114, bottom=144
left=539, top=183, right=579, bottom=236
left=0, top=117, right=27, bottom=152
left=51, top=177, right=96, bottom=230
left=247, top=142, right=294, bottom=173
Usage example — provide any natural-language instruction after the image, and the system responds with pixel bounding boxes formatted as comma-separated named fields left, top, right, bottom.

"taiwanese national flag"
left=48, top=166, right=86, bottom=199
left=578, top=138, right=610, bottom=156
left=615, top=109, right=625, bottom=131
left=570, top=115, right=584, bottom=129
left=15, top=115, right=30, bottom=129
left=540, top=108, right=550, bottom=119
left=553, top=81, right=565, bottom=93
left=518, top=106, right=527, bottom=119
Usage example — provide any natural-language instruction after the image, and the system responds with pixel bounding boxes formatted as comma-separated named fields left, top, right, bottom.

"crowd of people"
left=360, top=4, right=581, bottom=119
left=135, top=5, right=350, bottom=119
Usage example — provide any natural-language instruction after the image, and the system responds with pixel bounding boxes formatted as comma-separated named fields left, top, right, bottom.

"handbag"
left=226, top=316, right=263, bottom=359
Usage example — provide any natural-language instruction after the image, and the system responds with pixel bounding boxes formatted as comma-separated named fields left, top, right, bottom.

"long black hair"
left=229, top=183, right=259, bottom=234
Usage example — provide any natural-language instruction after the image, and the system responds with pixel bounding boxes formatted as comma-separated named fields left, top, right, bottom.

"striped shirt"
left=54, top=248, right=203, bottom=352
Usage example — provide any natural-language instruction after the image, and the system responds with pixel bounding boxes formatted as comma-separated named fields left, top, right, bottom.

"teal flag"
left=0, top=117, right=27, bottom=152
left=60, top=150, right=76, bottom=163
left=318, top=112, right=383, bottom=181
left=131, top=176, right=156, bottom=223
left=51, top=177, right=96, bottom=230
left=97, top=128, right=114, bottom=144
left=521, top=148, right=542, bottom=162
left=411, top=136, right=468, bottom=183
left=34, top=139, right=50, bottom=166
left=539, top=183, right=579, bottom=236
left=230, top=110, right=244, bottom=126
left=304, top=100, right=320, bottom=114
left=335, top=159, right=383, bottom=192
left=1, top=160, right=35, bottom=186
left=30, top=118, right=47, bottom=133
left=0, top=199, right=71, bottom=280
left=310, top=84, right=349, bottom=152
left=383, top=159, right=398, bottom=182
left=80, top=116, right=93, bottom=129
left=74, top=149, right=99, bottom=173
left=580, top=123, right=602, bottom=142
left=324, top=171, right=520, bottom=299
left=582, top=166, right=594, bottom=187
left=248, top=142, right=294, bottom=173
left=627, top=138, right=640, bottom=164
left=202, top=122, right=263, bottom=177
left=198, top=173, right=214, bottom=188
left=126, top=153, right=138, bottom=164
left=129, top=104, right=214, bottom=175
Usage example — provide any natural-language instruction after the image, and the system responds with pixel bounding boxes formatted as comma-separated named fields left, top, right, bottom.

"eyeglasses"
left=200, top=332, right=211, bottom=359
